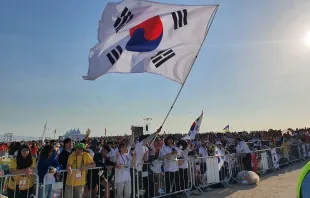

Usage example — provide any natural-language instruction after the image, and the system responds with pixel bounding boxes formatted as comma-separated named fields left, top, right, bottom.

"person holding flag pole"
left=83, top=1, right=219, bottom=196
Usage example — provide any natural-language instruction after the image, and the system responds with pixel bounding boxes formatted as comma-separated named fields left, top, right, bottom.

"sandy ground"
left=192, top=161, right=307, bottom=198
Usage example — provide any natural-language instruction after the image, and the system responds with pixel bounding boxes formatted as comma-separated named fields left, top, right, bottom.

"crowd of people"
left=0, top=127, right=309, bottom=198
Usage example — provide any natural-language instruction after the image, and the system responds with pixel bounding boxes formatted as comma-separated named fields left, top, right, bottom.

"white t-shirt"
left=236, top=141, right=251, bottom=154
left=115, top=154, right=132, bottom=183
left=199, top=147, right=208, bottom=158
left=176, top=145, right=190, bottom=169
left=151, top=159, right=163, bottom=174
left=160, top=146, right=178, bottom=172
left=134, top=142, right=148, bottom=171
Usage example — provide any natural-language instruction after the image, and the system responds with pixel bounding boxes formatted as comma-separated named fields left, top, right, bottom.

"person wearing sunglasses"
left=8, top=145, right=36, bottom=198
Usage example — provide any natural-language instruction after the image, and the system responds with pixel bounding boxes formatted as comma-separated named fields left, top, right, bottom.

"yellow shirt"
left=66, top=152, right=94, bottom=187
left=8, top=157, right=36, bottom=190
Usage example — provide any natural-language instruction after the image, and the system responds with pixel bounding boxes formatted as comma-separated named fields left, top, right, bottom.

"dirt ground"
left=193, top=161, right=307, bottom=198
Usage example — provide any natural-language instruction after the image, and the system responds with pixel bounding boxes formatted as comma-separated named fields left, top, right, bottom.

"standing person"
left=134, top=128, right=160, bottom=197
left=14, top=142, right=22, bottom=157
left=108, top=141, right=116, bottom=162
left=115, top=142, right=136, bottom=198
left=160, top=136, right=179, bottom=198
left=58, top=138, right=72, bottom=195
left=8, top=145, right=36, bottom=198
left=54, top=143, right=61, bottom=158
left=65, top=143, right=96, bottom=198
left=176, top=139, right=191, bottom=194
left=93, top=144, right=115, bottom=198
left=83, top=139, right=100, bottom=198
left=37, top=145, right=60, bottom=198
left=199, top=141, right=208, bottom=174
left=30, top=142, right=38, bottom=158
left=252, top=135, right=261, bottom=150
left=236, top=138, right=252, bottom=171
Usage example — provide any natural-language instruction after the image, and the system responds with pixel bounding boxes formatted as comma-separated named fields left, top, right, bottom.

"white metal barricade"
left=189, top=156, right=231, bottom=192
left=136, top=159, right=192, bottom=198
left=38, top=145, right=310, bottom=198
left=252, top=149, right=275, bottom=175
left=42, top=165, right=135, bottom=198
left=0, top=173, right=39, bottom=198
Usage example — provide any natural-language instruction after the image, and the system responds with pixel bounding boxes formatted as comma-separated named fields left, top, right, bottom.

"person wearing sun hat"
left=65, top=143, right=96, bottom=198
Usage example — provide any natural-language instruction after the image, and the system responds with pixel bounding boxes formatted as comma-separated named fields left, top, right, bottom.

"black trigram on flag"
left=106, top=45, right=123, bottom=65
left=114, top=7, right=134, bottom=33
left=171, top=9, right=188, bottom=30
left=151, top=49, right=176, bottom=68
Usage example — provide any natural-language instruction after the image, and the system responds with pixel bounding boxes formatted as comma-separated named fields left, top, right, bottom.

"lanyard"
left=120, top=154, right=127, bottom=165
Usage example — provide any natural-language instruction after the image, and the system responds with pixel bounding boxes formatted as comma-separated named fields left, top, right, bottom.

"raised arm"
left=127, top=126, right=135, bottom=151
left=143, top=127, right=162, bottom=146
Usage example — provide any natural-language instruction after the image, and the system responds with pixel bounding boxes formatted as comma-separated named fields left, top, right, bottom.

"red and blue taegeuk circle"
left=190, top=122, right=196, bottom=131
left=125, top=16, right=163, bottom=52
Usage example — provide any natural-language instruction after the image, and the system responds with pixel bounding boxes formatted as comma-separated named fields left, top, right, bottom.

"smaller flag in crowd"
left=223, top=125, right=229, bottom=133
left=185, top=111, right=203, bottom=140
left=215, top=146, right=225, bottom=170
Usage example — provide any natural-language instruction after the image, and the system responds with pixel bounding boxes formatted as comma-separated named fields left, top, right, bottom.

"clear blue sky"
left=0, top=0, right=309, bottom=137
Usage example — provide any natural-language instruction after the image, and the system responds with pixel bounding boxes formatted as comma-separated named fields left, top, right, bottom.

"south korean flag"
left=84, top=0, right=218, bottom=84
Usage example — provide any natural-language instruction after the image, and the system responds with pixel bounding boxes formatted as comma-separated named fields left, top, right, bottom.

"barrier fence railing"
left=252, top=149, right=275, bottom=175
left=190, top=156, right=231, bottom=193
left=0, top=173, right=39, bottom=198
left=136, top=158, right=193, bottom=198
left=42, top=165, right=135, bottom=198
left=1, top=143, right=310, bottom=198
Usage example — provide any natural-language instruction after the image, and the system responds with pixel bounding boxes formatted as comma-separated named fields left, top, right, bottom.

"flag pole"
left=149, top=6, right=218, bottom=147
left=159, top=5, right=219, bottom=129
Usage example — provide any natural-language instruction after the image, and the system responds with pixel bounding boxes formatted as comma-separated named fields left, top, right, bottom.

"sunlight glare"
left=305, top=31, right=310, bottom=48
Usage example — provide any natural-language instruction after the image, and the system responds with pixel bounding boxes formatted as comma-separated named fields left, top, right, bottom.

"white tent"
left=62, top=128, right=86, bottom=141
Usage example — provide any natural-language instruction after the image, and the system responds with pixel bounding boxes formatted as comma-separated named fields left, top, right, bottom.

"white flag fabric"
left=185, top=111, right=203, bottom=140
left=84, top=0, right=218, bottom=84
left=215, top=146, right=225, bottom=170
